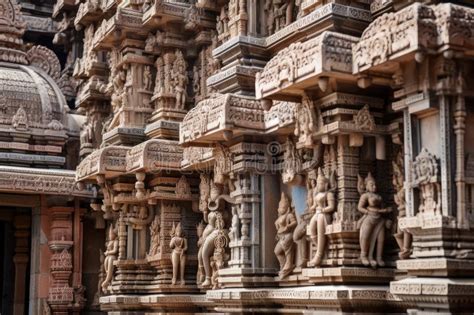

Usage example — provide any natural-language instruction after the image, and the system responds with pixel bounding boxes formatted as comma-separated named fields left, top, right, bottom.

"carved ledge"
left=353, top=3, right=474, bottom=75
left=142, top=1, right=214, bottom=30
left=390, top=277, right=474, bottom=312
left=180, top=93, right=297, bottom=146
left=264, top=3, right=370, bottom=51
left=0, top=165, right=93, bottom=197
left=256, top=31, right=358, bottom=102
left=303, top=267, right=395, bottom=285
left=99, top=293, right=208, bottom=312
left=76, top=146, right=129, bottom=182
left=125, top=139, right=183, bottom=174
left=52, top=0, right=77, bottom=19
left=206, top=286, right=406, bottom=312
left=74, top=0, right=103, bottom=29
left=92, top=8, right=147, bottom=50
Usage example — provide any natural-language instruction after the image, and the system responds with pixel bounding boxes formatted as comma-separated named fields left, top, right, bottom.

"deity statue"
left=101, top=224, right=118, bottom=292
left=170, top=222, right=188, bottom=285
left=274, top=192, right=297, bottom=279
left=148, top=215, right=160, bottom=257
left=307, top=168, right=336, bottom=267
left=357, top=173, right=392, bottom=268
left=173, top=50, right=188, bottom=110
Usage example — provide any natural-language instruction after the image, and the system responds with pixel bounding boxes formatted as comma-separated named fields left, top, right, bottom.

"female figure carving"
left=170, top=222, right=187, bottom=285
left=148, top=215, right=160, bottom=257
left=274, top=192, right=297, bottom=279
left=357, top=173, right=392, bottom=268
left=197, top=191, right=223, bottom=287
left=308, top=168, right=336, bottom=267
left=101, top=224, right=118, bottom=292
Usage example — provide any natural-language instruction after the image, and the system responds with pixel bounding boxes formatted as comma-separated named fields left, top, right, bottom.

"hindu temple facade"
left=1, top=0, right=474, bottom=314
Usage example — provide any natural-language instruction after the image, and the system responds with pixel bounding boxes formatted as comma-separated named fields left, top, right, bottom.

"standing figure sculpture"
left=148, top=215, right=160, bottom=257
left=274, top=192, right=297, bottom=279
left=308, top=168, right=336, bottom=267
left=196, top=221, right=205, bottom=285
left=101, top=224, right=118, bottom=293
left=357, top=173, right=392, bottom=268
left=170, top=222, right=187, bottom=285
left=173, top=50, right=188, bottom=110
left=197, top=207, right=221, bottom=287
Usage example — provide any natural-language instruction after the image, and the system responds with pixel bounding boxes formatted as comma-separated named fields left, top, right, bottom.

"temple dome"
left=0, top=61, right=68, bottom=131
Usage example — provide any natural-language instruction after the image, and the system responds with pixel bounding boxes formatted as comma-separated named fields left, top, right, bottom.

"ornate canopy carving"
left=179, top=93, right=297, bottom=146
left=353, top=3, right=474, bottom=74
left=76, top=146, right=129, bottom=181
left=125, top=139, right=183, bottom=173
left=256, top=31, right=358, bottom=101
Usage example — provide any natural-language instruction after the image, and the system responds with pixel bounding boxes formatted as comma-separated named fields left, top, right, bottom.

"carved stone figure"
left=148, top=215, right=160, bottom=257
left=143, top=66, right=152, bottom=91
left=196, top=221, right=205, bottom=285
left=308, top=168, right=336, bottom=267
left=392, top=150, right=412, bottom=259
left=274, top=192, right=297, bottom=279
left=101, top=224, right=118, bottom=292
left=197, top=203, right=227, bottom=288
left=173, top=50, right=188, bottom=110
left=153, top=56, right=164, bottom=96
left=267, top=0, right=295, bottom=34
left=282, top=139, right=301, bottom=183
left=294, top=95, right=320, bottom=147
left=228, top=207, right=239, bottom=242
left=357, top=173, right=391, bottom=268
left=170, top=222, right=188, bottom=285
left=413, top=148, right=441, bottom=215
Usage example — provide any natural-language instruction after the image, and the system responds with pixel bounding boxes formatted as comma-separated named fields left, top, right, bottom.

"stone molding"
left=0, top=165, right=92, bottom=197
left=256, top=31, right=358, bottom=100
left=180, top=93, right=297, bottom=145
left=353, top=3, right=474, bottom=74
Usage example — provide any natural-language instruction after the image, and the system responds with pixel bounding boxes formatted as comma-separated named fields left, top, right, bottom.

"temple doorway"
left=0, top=207, right=31, bottom=315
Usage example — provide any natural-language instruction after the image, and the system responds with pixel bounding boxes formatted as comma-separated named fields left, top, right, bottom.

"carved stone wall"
left=5, top=0, right=470, bottom=314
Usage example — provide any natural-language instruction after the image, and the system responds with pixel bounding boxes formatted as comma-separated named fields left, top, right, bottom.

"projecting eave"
left=353, top=3, right=474, bottom=77
left=0, top=165, right=94, bottom=197
left=255, top=31, right=359, bottom=104
left=125, top=139, right=183, bottom=174
left=179, top=93, right=297, bottom=147
left=76, top=146, right=129, bottom=182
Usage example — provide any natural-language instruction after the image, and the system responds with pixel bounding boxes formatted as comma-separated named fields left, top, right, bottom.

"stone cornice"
left=179, top=93, right=297, bottom=146
left=353, top=3, right=474, bottom=75
left=76, top=145, right=129, bottom=181
left=256, top=31, right=358, bottom=101
left=0, top=165, right=93, bottom=197
left=125, top=139, right=183, bottom=173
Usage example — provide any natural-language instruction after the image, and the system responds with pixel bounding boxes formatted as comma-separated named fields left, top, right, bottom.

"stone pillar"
left=12, top=214, right=30, bottom=315
left=47, top=207, right=74, bottom=315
